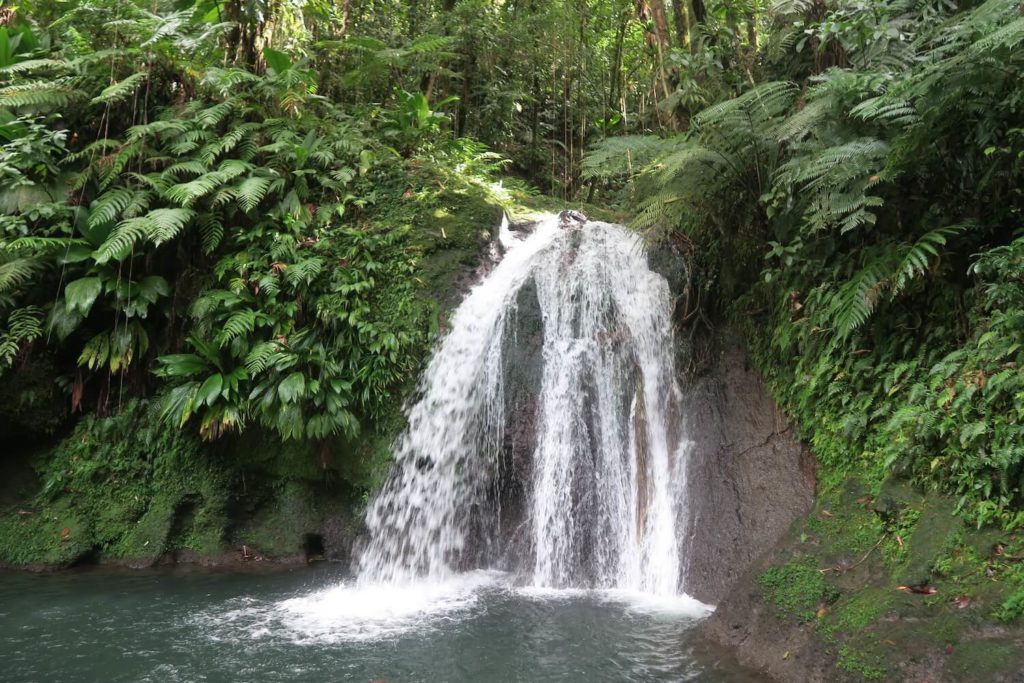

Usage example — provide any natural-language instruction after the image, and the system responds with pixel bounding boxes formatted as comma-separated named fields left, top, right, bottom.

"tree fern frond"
left=0, top=59, right=66, bottom=76
left=582, top=135, right=673, bottom=180
left=0, top=81, right=80, bottom=109
left=235, top=175, right=273, bottom=212
left=198, top=214, right=224, bottom=254
left=850, top=96, right=918, bottom=125
left=89, top=187, right=136, bottom=228
left=893, top=223, right=971, bottom=293
left=0, top=306, right=45, bottom=368
left=91, top=72, right=148, bottom=105
left=0, top=255, right=40, bottom=295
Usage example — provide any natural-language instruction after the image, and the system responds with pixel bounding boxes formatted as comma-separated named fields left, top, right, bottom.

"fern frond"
left=89, top=187, right=136, bottom=228
left=893, top=223, right=971, bottom=293
left=147, top=208, right=196, bottom=245
left=91, top=72, right=148, bottom=105
left=0, top=306, right=45, bottom=368
left=93, top=208, right=195, bottom=262
left=581, top=135, right=671, bottom=180
left=215, top=309, right=258, bottom=347
left=828, top=257, right=893, bottom=338
left=0, top=59, right=66, bottom=76
left=165, top=171, right=227, bottom=207
left=198, top=214, right=224, bottom=254
left=0, top=81, right=80, bottom=109
left=245, top=341, right=283, bottom=374
left=235, top=175, right=273, bottom=212
left=0, top=255, right=39, bottom=295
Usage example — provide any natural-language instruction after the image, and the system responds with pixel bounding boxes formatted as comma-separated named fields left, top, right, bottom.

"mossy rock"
left=114, top=495, right=179, bottom=566
left=945, top=640, right=1022, bottom=682
left=0, top=500, right=93, bottom=568
left=239, top=481, right=321, bottom=558
left=759, top=555, right=841, bottom=623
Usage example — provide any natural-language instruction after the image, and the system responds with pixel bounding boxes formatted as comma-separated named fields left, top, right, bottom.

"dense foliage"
left=1, top=0, right=1022, bottom=573
left=586, top=0, right=1024, bottom=527
left=0, top=0, right=506, bottom=451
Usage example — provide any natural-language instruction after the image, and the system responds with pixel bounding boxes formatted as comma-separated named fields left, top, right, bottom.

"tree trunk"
left=649, top=0, right=672, bottom=53
left=638, top=0, right=672, bottom=101
left=340, top=0, right=353, bottom=35
left=671, top=0, right=690, bottom=49
left=690, top=0, right=706, bottom=23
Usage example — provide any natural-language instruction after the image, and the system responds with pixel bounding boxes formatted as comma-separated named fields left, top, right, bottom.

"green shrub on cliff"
left=0, top=3, right=502, bottom=451
left=586, top=0, right=1024, bottom=528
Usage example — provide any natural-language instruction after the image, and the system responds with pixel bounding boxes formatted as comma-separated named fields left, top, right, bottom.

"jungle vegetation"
left=0, top=0, right=1021, bottom=565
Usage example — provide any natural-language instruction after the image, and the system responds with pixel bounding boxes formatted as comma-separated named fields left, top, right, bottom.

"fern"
left=0, top=59, right=66, bottom=76
left=0, top=81, right=79, bottom=109
left=91, top=72, right=148, bottom=106
left=235, top=175, right=273, bottom=212
left=147, top=208, right=196, bottom=245
left=198, top=214, right=224, bottom=254
left=93, top=208, right=195, bottom=262
left=88, top=187, right=136, bottom=228
left=215, top=309, right=258, bottom=346
left=0, top=255, right=39, bottom=296
left=245, top=341, right=284, bottom=374
left=893, top=224, right=970, bottom=293
left=0, top=306, right=44, bottom=368
left=165, top=171, right=227, bottom=207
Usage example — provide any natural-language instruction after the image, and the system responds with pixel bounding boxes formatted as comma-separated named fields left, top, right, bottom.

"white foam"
left=272, top=571, right=501, bottom=643
left=515, top=584, right=714, bottom=619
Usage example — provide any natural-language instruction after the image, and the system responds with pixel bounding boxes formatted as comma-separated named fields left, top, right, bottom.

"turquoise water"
left=0, top=565, right=761, bottom=682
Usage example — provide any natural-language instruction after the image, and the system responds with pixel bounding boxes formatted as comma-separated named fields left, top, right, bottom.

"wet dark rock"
left=681, top=338, right=816, bottom=604
left=558, top=209, right=588, bottom=228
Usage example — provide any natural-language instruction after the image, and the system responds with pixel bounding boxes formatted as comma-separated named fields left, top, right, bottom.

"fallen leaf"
left=816, top=607, right=828, bottom=619
left=952, top=595, right=971, bottom=609
left=820, top=509, right=833, bottom=518
left=782, top=651, right=790, bottom=660
left=945, top=644, right=954, bottom=655
left=884, top=640, right=896, bottom=646
left=896, top=584, right=938, bottom=595
left=60, top=527, right=70, bottom=541
left=895, top=535, right=904, bottom=549
left=995, top=544, right=1005, bottom=556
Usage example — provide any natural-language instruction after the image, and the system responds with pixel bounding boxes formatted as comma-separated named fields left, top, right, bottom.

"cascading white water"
left=358, top=214, right=692, bottom=596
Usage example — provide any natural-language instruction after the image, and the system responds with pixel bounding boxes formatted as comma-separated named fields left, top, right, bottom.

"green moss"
left=0, top=500, right=93, bottom=567
left=993, top=587, right=1024, bottom=623
left=836, top=642, right=887, bottom=681
left=0, top=400, right=234, bottom=567
left=946, top=641, right=1020, bottom=680
left=239, top=481, right=320, bottom=557
left=759, top=556, right=840, bottom=623
left=825, top=588, right=893, bottom=634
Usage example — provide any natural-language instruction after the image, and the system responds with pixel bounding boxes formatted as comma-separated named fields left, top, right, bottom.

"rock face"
left=647, top=234, right=815, bottom=605
left=680, top=341, right=817, bottom=603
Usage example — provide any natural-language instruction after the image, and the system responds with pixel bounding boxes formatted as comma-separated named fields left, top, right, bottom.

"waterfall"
left=358, top=215, right=691, bottom=596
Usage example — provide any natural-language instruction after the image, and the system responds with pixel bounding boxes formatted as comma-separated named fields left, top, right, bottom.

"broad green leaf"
left=278, top=371, right=306, bottom=404
left=197, top=373, right=224, bottom=406
left=263, top=48, right=292, bottom=75
left=157, top=354, right=207, bottom=377
left=64, top=277, right=103, bottom=316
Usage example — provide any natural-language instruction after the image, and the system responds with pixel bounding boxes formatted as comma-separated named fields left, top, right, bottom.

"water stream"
left=360, top=215, right=693, bottom=596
